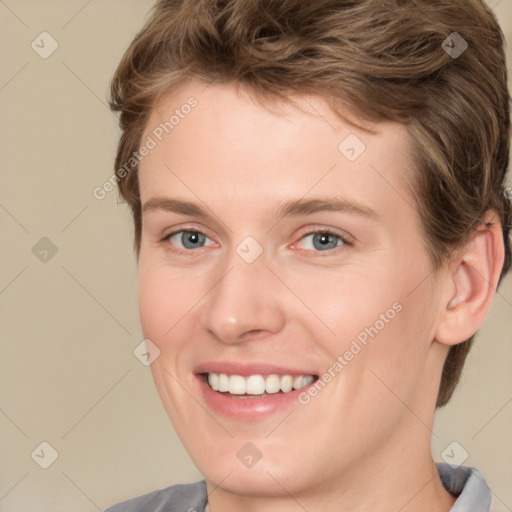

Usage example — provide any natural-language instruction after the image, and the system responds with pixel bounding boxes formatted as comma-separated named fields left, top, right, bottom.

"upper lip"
left=194, top=361, right=318, bottom=377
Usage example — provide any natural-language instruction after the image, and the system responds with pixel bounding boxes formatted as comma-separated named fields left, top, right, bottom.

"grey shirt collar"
left=437, top=463, right=492, bottom=511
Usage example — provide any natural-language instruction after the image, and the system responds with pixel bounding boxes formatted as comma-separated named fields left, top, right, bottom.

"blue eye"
left=162, top=228, right=351, bottom=256
left=299, top=231, right=346, bottom=251
left=167, top=230, right=211, bottom=249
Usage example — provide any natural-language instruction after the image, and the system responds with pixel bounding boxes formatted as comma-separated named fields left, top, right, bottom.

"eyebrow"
left=142, top=196, right=378, bottom=220
left=275, top=197, right=378, bottom=219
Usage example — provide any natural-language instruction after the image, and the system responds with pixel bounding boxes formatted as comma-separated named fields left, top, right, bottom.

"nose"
left=199, top=249, right=287, bottom=345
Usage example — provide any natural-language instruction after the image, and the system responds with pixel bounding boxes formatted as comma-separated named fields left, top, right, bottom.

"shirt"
left=105, top=463, right=491, bottom=511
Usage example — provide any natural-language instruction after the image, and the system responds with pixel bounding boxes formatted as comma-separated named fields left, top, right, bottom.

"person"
left=105, top=0, right=511, bottom=510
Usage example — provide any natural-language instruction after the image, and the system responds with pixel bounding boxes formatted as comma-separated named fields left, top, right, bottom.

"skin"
left=136, top=78, right=504, bottom=512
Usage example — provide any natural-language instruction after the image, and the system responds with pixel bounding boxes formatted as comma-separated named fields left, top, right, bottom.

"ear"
left=434, top=212, right=505, bottom=346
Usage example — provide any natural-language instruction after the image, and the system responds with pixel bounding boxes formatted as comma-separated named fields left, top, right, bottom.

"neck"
left=206, top=463, right=454, bottom=512
left=205, top=421, right=456, bottom=512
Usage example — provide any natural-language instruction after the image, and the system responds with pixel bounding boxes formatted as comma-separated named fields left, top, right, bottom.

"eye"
left=164, top=230, right=215, bottom=250
left=295, top=229, right=351, bottom=253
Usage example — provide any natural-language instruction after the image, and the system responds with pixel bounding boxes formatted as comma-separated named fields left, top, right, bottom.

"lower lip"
left=196, top=375, right=314, bottom=420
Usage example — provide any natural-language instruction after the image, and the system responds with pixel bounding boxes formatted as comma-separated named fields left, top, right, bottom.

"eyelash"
left=161, top=227, right=353, bottom=258
left=291, top=228, right=353, bottom=257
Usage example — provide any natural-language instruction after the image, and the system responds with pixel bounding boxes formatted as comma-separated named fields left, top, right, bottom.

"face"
left=137, top=79, right=446, bottom=498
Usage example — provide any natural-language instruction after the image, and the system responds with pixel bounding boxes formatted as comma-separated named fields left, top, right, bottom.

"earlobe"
left=434, top=212, right=505, bottom=346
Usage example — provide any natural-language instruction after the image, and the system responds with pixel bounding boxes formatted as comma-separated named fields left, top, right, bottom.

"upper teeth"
left=207, top=373, right=315, bottom=395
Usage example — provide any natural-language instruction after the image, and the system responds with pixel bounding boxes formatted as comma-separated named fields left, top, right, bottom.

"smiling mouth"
left=203, top=372, right=318, bottom=397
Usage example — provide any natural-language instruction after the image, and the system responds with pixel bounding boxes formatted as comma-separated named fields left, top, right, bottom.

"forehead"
left=138, top=79, right=417, bottom=224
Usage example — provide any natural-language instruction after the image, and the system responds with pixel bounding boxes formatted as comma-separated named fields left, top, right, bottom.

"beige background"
left=0, top=1, right=511, bottom=510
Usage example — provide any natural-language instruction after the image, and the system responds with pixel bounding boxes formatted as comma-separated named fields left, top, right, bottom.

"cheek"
left=137, top=257, right=207, bottom=341
left=282, top=265, right=403, bottom=348
left=300, top=262, right=435, bottom=380
left=137, top=268, right=170, bottom=340
left=335, top=278, right=438, bottom=414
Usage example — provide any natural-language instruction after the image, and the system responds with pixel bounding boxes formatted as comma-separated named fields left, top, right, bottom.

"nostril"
left=240, top=329, right=265, bottom=340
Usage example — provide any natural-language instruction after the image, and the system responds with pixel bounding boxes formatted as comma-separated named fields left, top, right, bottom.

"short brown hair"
left=109, top=0, right=511, bottom=407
